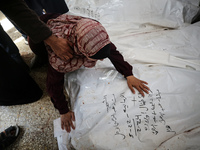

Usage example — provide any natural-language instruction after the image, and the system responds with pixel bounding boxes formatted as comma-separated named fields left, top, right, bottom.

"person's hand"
left=126, top=75, right=150, bottom=97
left=60, top=111, right=75, bottom=133
left=44, top=35, right=73, bottom=60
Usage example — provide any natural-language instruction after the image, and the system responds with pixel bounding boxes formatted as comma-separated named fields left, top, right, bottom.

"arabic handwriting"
left=102, top=89, right=176, bottom=140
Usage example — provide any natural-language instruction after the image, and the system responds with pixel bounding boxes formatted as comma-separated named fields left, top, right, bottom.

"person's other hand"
left=44, top=35, right=73, bottom=60
left=126, top=75, right=149, bottom=97
left=60, top=111, right=75, bottom=133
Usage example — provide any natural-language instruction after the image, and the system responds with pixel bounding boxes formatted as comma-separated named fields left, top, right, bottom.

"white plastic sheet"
left=65, top=0, right=200, bottom=28
left=55, top=65, right=200, bottom=150
left=54, top=0, right=200, bottom=149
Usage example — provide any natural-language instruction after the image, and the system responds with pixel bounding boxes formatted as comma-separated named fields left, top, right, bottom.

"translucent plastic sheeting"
left=65, top=1, right=200, bottom=70
left=106, top=22, right=200, bottom=61
left=65, top=0, right=200, bottom=28
left=157, top=126, right=200, bottom=150
left=53, top=22, right=200, bottom=150
left=96, top=22, right=200, bottom=71
left=52, top=1, right=200, bottom=149
left=54, top=65, right=200, bottom=150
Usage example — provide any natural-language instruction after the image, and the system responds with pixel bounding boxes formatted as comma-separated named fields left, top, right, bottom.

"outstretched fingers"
left=65, top=122, right=71, bottom=133
left=137, top=86, right=145, bottom=97
left=60, top=112, right=76, bottom=133
left=126, top=76, right=150, bottom=97
left=140, top=80, right=148, bottom=85
left=69, top=113, right=75, bottom=130
left=128, top=83, right=135, bottom=94
left=131, top=82, right=150, bottom=97
left=141, top=84, right=149, bottom=94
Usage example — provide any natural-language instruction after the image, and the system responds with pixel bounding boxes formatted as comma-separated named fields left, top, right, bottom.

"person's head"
left=76, top=18, right=111, bottom=60
left=89, top=43, right=111, bottom=60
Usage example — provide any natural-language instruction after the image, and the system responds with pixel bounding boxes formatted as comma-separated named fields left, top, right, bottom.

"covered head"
left=46, top=14, right=111, bottom=73
left=75, top=18, right=111, bottom=59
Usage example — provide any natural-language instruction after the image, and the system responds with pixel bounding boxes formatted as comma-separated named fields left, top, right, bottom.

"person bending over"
left=29, top=14, right=150, bottom=133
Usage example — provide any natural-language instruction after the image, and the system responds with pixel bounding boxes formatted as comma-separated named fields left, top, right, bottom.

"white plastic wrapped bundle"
left=95, top=22, right=200, bottom=71
left=54, top=65, right=200, bottom=150
left=65, top=0, right=200, bottom=28
left=53, top=0, right=200, bottom=149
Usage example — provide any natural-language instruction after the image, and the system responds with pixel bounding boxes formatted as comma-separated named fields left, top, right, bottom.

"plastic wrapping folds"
left=65, top=0, right=200, bottom=28
left=54, top=0, right=200, bottom=149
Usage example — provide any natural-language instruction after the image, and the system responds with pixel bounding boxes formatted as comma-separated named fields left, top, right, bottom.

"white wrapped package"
left=109, top=22, right=200, bottom=61
left=157, top=127, right=200, bottom=150
left=54, top=65, right=200, bottom=150
left=95, top=22, right=200, bottom=72
left=53, top=23, right=200, bottom=149
left=52, top=1, right=200, bottom=149
left=65, top=0, right=200, bottom=28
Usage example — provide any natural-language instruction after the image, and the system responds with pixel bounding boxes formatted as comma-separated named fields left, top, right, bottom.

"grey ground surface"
left=0, top=12, right=60, bottom=150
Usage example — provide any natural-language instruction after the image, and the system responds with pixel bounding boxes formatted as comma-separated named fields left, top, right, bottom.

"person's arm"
left=0, top=0, right=73, bottom=60
left=46, top=64, right=75, bottom=132
left=108, top=43, right=133, bottom=78
left=108, top=43, right=149, bottom=96
left=0, top=0, right=51, bottom=43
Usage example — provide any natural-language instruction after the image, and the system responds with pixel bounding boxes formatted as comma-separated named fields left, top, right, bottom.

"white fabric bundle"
left=54, top=0, right=200, bottom=149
